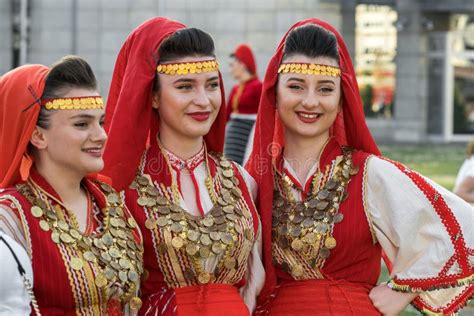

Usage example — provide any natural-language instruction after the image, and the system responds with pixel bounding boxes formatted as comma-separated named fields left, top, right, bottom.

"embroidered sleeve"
left=236, top=164, right=258, bottom=202
left=240, top=223, right=265, bottom=313
left=366, top=156, right=473, bottom=314
left=0, top=202, right=27, bottom=250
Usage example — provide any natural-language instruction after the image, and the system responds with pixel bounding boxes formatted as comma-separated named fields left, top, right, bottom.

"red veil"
left=0, top=64, right=49, bottom=187
left=245, top=18, right=381, bottom=304
left=103, top=17, right=227, bottom=191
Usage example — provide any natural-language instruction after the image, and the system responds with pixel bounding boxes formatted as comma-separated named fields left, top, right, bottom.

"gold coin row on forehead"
left=156, top=60, right=219, bottom=75
left=132, top=155, right=254, bottom=284
left=272, top=149, right=358, bottom=278
left=43, top=97, right=104, bottom=110
left=277, top=63, right=341, bottom=77
left=19, top=182, right=144, bottom=310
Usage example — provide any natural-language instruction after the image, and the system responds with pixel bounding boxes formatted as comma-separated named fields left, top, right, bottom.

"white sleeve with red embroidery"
left=0, top=203, right=27, bottom=250
left=365, top=156, right=473, bottom=314
left=236, top=165, right=264, bottom=312
left=0, top=199, right=33, bottom=315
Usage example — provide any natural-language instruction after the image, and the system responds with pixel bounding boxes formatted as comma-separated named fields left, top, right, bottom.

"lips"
left=82, top=147, right=103, bottom=158
left=296, top=111, right=322, bottom=123
left=187, top=111, right=211, bottom=122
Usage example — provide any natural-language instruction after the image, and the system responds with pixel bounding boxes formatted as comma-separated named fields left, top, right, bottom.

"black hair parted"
left=42, top=55, right=98, bottom=99
left=38, top=55, right=99, bottom=129
left=283, top=24, right=339, bottom=63
left=158, top=28, right=215, bottom=63
left=153, top=28, right=216, bottom=92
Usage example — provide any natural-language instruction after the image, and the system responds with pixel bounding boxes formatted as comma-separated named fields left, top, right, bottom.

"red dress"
left=247, top=18, right=473, bottom=315
left=0, top=170, right=144, bottom=315
left=258, top=139, right=381, bottom=315
left=125, top=145, right=260, bottom=316
left=256, top=138, right=473, bottom=315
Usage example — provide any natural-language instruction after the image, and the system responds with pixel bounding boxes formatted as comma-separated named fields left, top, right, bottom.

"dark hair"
left=38, top=55, right=99, bottom=128
left=153, top=28, right=215, bottom=92
left=283, top=24, right=339, bottom=63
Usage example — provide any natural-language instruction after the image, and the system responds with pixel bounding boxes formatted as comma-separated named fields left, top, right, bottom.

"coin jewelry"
left=272, top=148, right=358, bottom=278
left=17, top=179, right=144, bottom=311
left=131, top=143, right=254, bottom=285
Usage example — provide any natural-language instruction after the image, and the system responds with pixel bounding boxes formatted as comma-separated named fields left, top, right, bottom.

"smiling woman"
left=152, top=56, right=222, bottom=152
left=32, top=93, right=106, bottom=187
left=246, top=19, right=473, bottom=315
left=103, top=17, right=264, bottom=316
left=0, top=56, right=144, bottom=315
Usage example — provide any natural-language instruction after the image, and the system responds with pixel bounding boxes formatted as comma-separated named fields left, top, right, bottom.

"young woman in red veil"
left=103, top=17, right=264, bottom=315
left=0, top=56, right=144, bottom=315
left=246, top=19, right=473, bottom=315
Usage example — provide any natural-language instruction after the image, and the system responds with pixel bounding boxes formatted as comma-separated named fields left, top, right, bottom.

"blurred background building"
left=1, top=0, right=473, bottom=143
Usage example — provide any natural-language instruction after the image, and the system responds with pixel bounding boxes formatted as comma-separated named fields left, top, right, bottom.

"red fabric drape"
left=0, top=64, right=49, bottom=188
left=245, top=18, right=382, bottom=305
left=103, top=17, right=227, bottom=191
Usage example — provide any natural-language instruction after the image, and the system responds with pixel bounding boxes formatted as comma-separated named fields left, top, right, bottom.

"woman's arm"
left=369, top=284, right=418, bottom=315
left=454, top=176, right=474, bottom=204
left=364, top=156, right=473, bottom=314
left=0, top=204, right=27, bottom=250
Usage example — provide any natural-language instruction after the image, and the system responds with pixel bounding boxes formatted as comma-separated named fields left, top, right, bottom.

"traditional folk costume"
left=224, top=44, right=262, bottom=165
left=103, top=18, right=264, bottom=316
left=0, top=232, right=35, bottom=315
left=246, top=19, right=473, bottom=315
left=0, top=65, right=144, bottom=315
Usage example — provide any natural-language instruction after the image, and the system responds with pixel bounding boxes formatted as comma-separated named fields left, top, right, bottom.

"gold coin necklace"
left=272, top=148, right=358, bottom=278
left=132, top=141, right=252, bottom=285
left=17, top=179, right=144, bottom=311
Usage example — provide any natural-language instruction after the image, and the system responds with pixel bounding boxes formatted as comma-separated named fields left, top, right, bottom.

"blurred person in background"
left=454, top=139, right=474, bottom=206
left=225, top=44, right=262, bottom=166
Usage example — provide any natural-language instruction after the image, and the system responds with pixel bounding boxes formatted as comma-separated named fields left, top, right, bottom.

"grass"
left=379, top=143, right=466, bottom=191
left=375, top=143, right=468, bottom=315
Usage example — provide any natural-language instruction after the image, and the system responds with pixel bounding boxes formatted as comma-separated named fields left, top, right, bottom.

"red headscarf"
left=233, top=44, right=257, bottom=75
left=0, top=64, right=49, bottom=188
left=103, top=17, right=227, bottom=190
left=245, top=18, right=381, bottom=304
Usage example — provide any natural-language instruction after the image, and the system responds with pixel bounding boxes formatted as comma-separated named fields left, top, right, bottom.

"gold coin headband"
left=156, top=59, right=219, bottom=75
left=278, top=63, right=341, bottom=77
left=41, top=96, right=104, bottom=110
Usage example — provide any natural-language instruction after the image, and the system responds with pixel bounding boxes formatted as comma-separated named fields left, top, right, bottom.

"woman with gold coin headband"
left=246, top=19, right=473, bottom=315
left=0, top=56, right=144, bottom=315
left=103, top=17, right=264, bottom=315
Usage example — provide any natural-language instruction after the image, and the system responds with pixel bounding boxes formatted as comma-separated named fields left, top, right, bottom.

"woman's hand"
left=369, top=283, right=418, bottom=316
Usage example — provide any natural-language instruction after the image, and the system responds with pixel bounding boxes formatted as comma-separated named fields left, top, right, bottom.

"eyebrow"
left=287, top=77, right=336, bottom=84
left=173, top=76, right=219, bottom=84
left=69, top=114, right=105, bottom=120
left=286, top=77, right=305, bottom=83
